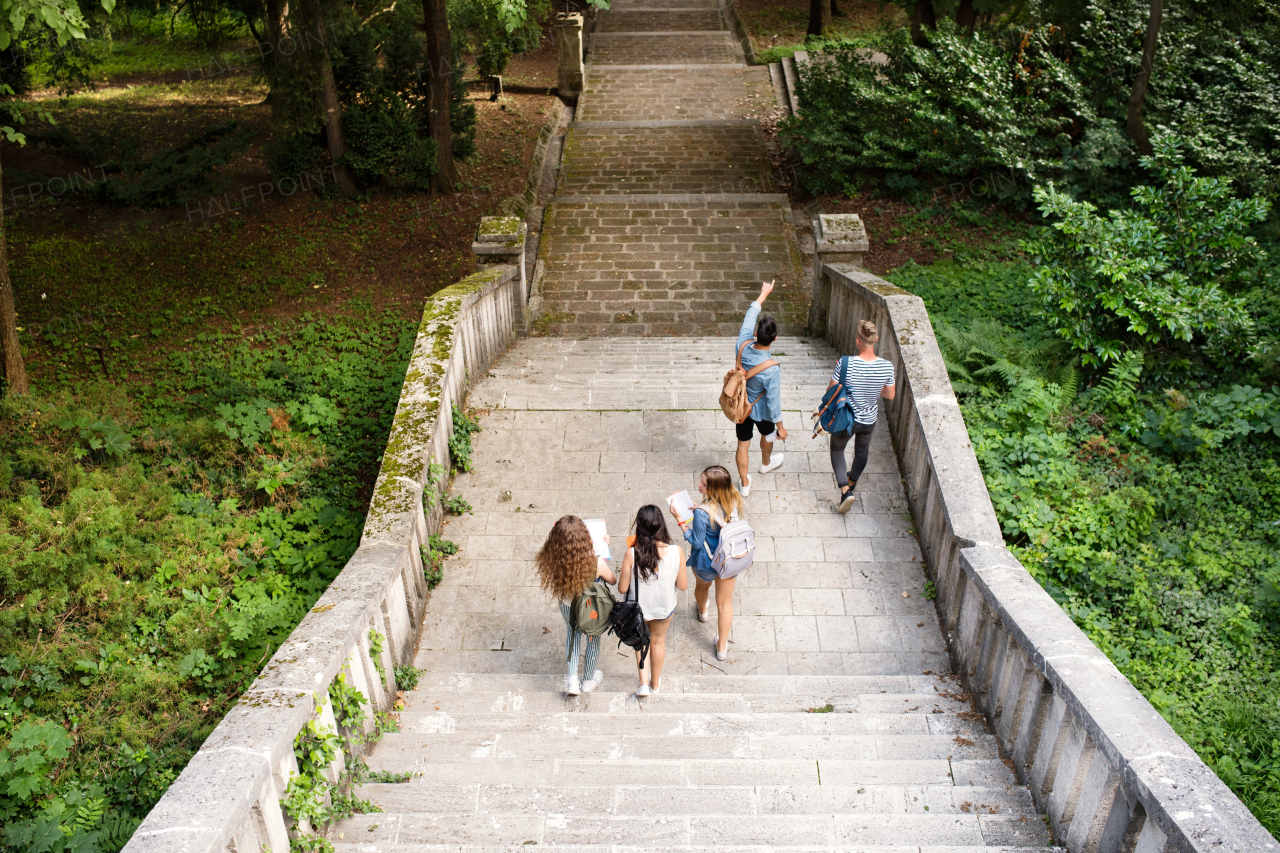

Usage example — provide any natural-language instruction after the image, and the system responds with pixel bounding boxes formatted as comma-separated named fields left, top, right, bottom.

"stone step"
left=350, top=782, right=1036, bottom=816
left=360, top=756, right=1016, bottom=788
left=588, top=32, right=743, bottom=65
left=557, top=125, right=772, bottom=195
left=390, top=691, right=974, bottom=717
left=332, top=811, right=1051, bottom=847
left=577, top=66, right=776, bottom=122
left=396, top=710, right=955, bottom=736
left=334, top=846, right=1057, bottom=853
left=596, top=9, right=725, bottom=31
left=408, top=673, right=947, bottom=694
left=360, top=731, right=1002, bottom=761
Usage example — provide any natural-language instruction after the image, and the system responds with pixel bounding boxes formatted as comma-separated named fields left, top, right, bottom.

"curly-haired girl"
left=535, top=515, right=617, bottom=695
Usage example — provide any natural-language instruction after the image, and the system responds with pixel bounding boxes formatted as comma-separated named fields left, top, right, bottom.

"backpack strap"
left=737, top=339, right=779, bottom=380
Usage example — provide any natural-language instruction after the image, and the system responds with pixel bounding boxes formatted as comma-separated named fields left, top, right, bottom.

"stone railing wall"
left=122, top=261, right=526, bottom=853
left=812, top=259, right=1277, bottom=853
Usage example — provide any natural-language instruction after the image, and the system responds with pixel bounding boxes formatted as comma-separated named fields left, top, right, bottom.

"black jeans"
left=830, top=420, right=876, bottom=489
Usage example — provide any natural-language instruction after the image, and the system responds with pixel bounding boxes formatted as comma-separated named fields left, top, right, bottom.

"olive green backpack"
left=569, top=579, right=615, bottom=638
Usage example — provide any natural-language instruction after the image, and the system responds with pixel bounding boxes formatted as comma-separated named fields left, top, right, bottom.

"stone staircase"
left=326, top=1, right=1057, bottom=848
left=533, top=0, right=805, bottom=338
left=330, top=338, right=1057, bottom=851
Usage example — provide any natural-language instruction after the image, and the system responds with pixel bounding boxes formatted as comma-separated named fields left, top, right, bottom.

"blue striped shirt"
left=833, top=355, right=895, bottom=425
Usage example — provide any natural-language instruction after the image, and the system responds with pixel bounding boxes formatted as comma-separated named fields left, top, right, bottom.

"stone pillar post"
left=473, top=215, right=528, bottom=333
left=554, top=13, right=585, bottom=98
left=808, top=213, right=870, bottom=336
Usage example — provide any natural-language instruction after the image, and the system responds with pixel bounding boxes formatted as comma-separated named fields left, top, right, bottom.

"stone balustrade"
left=121, top=257, right=526, bottom=853
left=812, top=262, right=1277, bottom=853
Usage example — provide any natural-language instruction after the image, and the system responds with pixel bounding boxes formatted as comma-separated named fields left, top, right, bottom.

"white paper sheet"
left=667, top=490, right=697, bottom=525
left=584, top=518, right=611, bottom=560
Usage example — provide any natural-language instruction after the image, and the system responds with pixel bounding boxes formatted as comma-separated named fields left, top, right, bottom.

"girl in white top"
left=617, top=504, right=687, bottom=695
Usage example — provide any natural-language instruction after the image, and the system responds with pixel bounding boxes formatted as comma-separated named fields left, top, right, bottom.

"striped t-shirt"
left=833, top=356, right=895, bottom=425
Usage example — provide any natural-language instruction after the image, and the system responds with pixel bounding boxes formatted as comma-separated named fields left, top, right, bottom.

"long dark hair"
left=631, top=504, right=671, bottom=582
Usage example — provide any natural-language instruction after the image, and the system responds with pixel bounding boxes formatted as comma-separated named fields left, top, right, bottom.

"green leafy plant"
left=367, top=629, right=387, bottom=685
left=447, top=404, right=481, bottom=473
left=393, top=664, right=424, bottom=692
left=1027, top=138, right=1271, bottom=366
left=423, top=535, right=458, bottom=590
left=443, top=494, right=472, bottom=515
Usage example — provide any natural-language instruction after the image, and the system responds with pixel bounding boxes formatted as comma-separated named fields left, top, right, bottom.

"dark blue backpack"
left=812, top=356, right=857, bottom=437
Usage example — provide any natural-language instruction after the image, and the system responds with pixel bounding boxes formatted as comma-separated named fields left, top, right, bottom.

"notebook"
left=583, top=518, right=611, bottom=561
left=667, top=490, right=698, bottom=525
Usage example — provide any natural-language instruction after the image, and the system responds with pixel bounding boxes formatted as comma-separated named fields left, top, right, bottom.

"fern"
left=1096, top=351, right=1145, bottom=412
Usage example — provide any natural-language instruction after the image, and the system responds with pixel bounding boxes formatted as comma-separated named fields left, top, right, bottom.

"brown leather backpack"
left=720, top=340, right=778, bottom=423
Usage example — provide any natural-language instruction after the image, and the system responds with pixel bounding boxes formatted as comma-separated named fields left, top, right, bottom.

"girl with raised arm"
left=671, top=465, right=745, bottom=661
left=534, top=515, right=617, bottom=696
left=618, top=505, right=687, bottom=695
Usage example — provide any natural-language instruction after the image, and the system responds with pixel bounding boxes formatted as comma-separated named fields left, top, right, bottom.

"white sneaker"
left=740, top=475, right=752, bottom=497
left=696, top=607, right=710, bottom=623
left=650, top=679, right=660, bottom=694
left=581, top=669, right=604, bottom=693
left=635, top=683, right=651, bottom=697
left=714, top=636, right=728, bottom=662
left=566, top=676, right=582, bottom=696
left=760, top=454, right=785, bottom=474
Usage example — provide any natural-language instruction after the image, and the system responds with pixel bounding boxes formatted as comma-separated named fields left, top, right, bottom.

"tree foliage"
left=1028, top=138, right=1270, bottom=367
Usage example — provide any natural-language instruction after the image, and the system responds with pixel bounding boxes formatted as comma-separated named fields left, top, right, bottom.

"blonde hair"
left=857, top=320, right=879, bottom=345
left=534, top=516, right=598, bottom=600
left=700, top=465, right=744, bottom=522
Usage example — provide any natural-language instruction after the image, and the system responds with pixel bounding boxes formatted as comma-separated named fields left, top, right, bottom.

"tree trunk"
left=1126, top=0, right=1161, bottom=157
left=955, top=0, right=976, bottom=30
left=908, top=0, right=935, bottom=47
left=0, top=148, right=29, bottom=396
left=318, top=53, right=357, bottom=196
left=261, top=0, right=285, bottom=85
left=807, top=0, right=831, bottom=37
left=424, top=0, right=457, bottom=193
left=830, top=0, right=844, bottom=19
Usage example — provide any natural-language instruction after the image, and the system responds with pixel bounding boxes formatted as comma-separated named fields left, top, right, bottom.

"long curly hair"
left=631, top=504, right=671, bottom=582
left=534, top=515, right=598, bottom=601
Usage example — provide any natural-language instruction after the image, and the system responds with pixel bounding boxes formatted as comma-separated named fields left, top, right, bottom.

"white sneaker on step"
left=566, top=676, right=582, bottom=696
left=740, top=475, right=752, bottom=497
left=581, top=670, right=604, bottom=693
left=714, top=636, right=728, bottom=662
left=760, top=454, right=785, bottom=474
left=635, top=683, right=651, bottom=697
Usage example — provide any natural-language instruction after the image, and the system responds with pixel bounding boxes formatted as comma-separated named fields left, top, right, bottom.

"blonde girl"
left=618, top=505, right=687, bottom=695
left=670, top=465, right=744, bottom=661
left=534, top=515, right=617, bottom=695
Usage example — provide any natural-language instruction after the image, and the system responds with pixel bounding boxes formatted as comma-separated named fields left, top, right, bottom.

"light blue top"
left=737, top=302, right=782, bottom=423
left=682, top=507, right=723, bottom=573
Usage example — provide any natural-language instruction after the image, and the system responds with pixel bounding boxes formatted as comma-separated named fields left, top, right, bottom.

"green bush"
left=890, top=254, right=1280, bottom=836
left=265, top=131, right=324, bottom=182
left=780, top=21, right=1093, bottom=200
left=101, top=122, right=256, bottom=208
left=341, top=98, right=438, bottom=191
left=1027, top=138, right=1270, bottom=368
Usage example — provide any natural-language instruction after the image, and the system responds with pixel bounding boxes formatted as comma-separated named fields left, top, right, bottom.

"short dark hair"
left=755, top=314, right=778, bottom=346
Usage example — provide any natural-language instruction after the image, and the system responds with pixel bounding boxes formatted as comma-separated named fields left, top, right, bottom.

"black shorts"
left=736, top=417, right=776, bottom=442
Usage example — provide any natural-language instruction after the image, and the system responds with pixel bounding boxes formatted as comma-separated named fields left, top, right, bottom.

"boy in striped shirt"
left=828, top=320, right=895, bottom=513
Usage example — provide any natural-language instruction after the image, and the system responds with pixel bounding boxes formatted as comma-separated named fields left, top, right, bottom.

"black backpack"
left=608, top=575, right=650, bottom=669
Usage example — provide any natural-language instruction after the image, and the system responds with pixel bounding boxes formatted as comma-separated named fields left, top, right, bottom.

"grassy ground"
left=734, top=0, right=902, bottom=59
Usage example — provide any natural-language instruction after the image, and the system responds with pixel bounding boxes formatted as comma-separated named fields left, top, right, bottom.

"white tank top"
left=630, top=544, right=682, bottom=621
